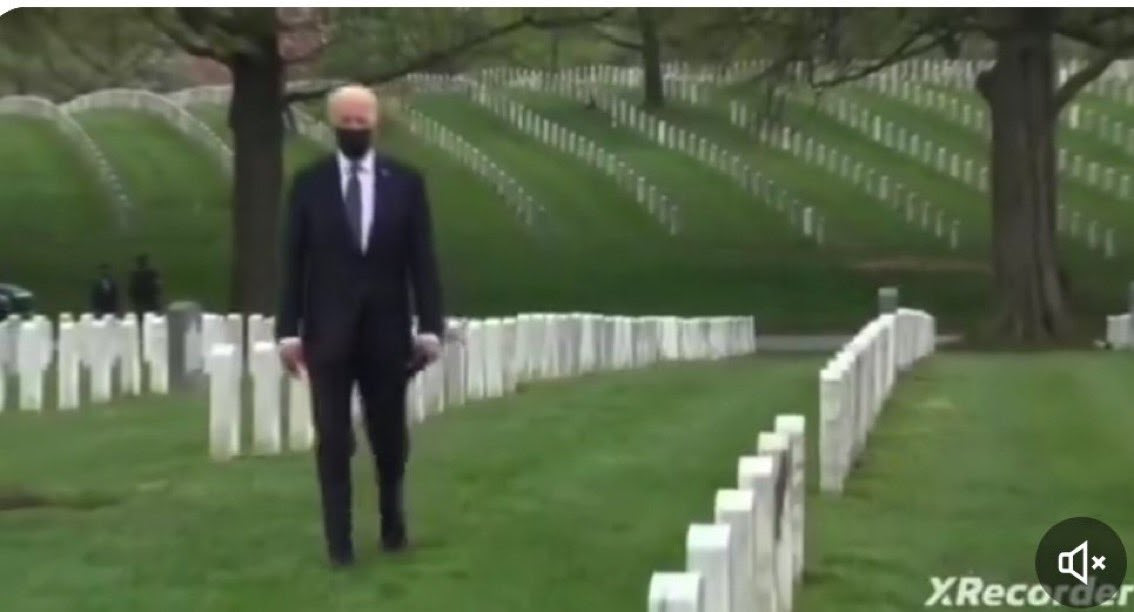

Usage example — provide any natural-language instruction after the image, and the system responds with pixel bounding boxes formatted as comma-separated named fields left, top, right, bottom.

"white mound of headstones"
left=0, top=312, right=171, bottom=413
left=0, top=95, right=133, bottom=228
left=206, top=312, right=757, bottom=461
left=61, top=88, right=232, bottom=177
left=460, top=80, right=683, bottom=234
left=818, top=304, right=936, bottom=494
left=647, top=412, right=806, bottom=612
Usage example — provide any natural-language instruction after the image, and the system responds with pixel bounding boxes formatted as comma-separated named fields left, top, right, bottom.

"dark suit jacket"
left=275, top=153, right=444, bottom=366
left=90, top=277, right=120, bottom=317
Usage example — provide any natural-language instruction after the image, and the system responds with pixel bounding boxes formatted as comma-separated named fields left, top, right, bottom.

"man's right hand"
left=279, top=337, right=305, bottom=377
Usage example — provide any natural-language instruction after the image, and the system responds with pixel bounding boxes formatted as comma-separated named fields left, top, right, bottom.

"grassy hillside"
left=1, top=83, right=1129, bottom=333
left=75, top=109, right=230, bottom=310
left=0, top=116, right=122, bottom=312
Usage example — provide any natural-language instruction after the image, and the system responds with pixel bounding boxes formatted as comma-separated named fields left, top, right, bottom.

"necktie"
left=344, top=162, right=363, bottom=249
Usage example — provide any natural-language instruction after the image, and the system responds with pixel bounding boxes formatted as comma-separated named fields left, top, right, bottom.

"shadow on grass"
left=0, top=486, right=120, bottom=512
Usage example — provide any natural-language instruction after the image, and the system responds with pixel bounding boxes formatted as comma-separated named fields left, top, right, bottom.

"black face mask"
left=335, top=128, right=373, bottom=159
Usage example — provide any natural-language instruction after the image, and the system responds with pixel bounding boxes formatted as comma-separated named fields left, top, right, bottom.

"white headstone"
left=251, top=341, right=282, bottom=454
left=208, top=343, right=241, bottom=460
left=686, top=524, right=733, bottom=612
left=57, top=321, right=81, bottom=410
left=738, top=455, right=778, bottom=612
left=118, top=316, right=142, bottom=396
left=714, top=489, right=757, bottom=612
left=143, top=313, right=169, bottom=393
left=648, top=572, right=705, bottom=612
left=17, top=319, right=47, bottom=411
left=288, top=373, right=315, bottom=451
left=87, top=319, right=114, bottom=403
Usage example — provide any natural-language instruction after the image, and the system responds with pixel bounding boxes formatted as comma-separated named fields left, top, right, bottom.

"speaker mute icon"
left=1058, top=540, right=1106, bottom=586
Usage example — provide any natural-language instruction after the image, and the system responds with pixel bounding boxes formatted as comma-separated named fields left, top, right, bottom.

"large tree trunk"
left=227, top=38, right=284, bottom=314
left=976, top=8, right=1070, bottom=342
left=637, top=8, right=664, bottom=108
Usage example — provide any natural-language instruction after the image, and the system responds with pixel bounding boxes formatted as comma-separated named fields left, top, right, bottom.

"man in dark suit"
left=276, top=84, right=445, bottom=568
left=90, top=263, right=120, bottom=318
left=128, top=254, right=163, bottom=315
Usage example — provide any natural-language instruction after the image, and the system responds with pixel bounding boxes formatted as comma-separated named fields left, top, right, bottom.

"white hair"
left=326, top=84, right=379, bottom=123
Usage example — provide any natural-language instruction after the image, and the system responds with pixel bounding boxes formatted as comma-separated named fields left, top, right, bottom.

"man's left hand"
left=407, top=333, right=442, bottom=376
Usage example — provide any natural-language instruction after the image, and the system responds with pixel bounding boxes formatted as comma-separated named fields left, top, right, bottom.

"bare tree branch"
left=1056, top=18, right=1134, bottom=47
left=590, top=25, right=642, bottom=51
left=1053, top=36, right=1134, bottom=110
left=144, top=9, right=223, bottom=60
left=286, top=9, right=615, bottom=103
left=809, top=27, right=953, bottom=88
left=1054, top=51, right=1117, bottom=110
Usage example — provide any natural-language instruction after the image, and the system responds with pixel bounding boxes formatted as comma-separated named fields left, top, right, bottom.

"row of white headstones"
left=400, top=106, right=544, bottom=227
left=60, top=88, right=232, bottom=180
left=0, top=313, right=169, bottom=412
left=495, top=71, right=827, bottom=245
left=860, top=74, right=1134, bottom=218
left=826, top=57, right=1134, bottom=91
left=492, top=67, right=956, bottom=249
left=206, top=313, right=757, bottom=461
left=810, top=91, right=1118, bottom=258
left=476, top=59, right=764, bottom=94
left=1105, top=286, right=1134, bottom=350
left=531, top=68, right=953, bottom=251
left=647, top=306, right=938, bottom=612
left=734, top=100, right=962, bottom=249
left=0, top=96, right=134, bottom=228
left=462, top=80, right=682, bottom=234
left=1107, top=314, right=1133, bottom=349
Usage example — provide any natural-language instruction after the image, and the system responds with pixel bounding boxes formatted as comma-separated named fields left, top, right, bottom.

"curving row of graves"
left=647, top=302, right=937, bottom=612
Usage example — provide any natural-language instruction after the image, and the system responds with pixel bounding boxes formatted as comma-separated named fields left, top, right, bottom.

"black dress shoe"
left=328, top=550, right=356, bottom=569
left=381, top=530, right=408, bottom=553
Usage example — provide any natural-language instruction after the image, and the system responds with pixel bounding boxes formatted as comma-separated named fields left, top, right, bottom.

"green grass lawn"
left=3, top=350, right=1131, bottom=611
left=799, top=351, right=1134, bottom=611
left=0, top=355, right=820, bottom=612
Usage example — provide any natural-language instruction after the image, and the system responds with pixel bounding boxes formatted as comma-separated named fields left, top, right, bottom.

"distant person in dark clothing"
left=128, top=254, right=163, bottom=315
left=90, top=264, right=120, bottom=318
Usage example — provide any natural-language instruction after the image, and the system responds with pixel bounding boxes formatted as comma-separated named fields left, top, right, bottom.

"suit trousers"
left=307, top=311, right=410, bottom=556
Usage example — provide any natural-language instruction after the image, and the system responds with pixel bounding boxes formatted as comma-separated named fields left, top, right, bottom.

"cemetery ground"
left=2, top=351, right=1132, bottom=611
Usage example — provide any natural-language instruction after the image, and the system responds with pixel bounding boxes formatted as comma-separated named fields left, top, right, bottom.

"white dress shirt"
left=337, top=149, right=376, bottom=252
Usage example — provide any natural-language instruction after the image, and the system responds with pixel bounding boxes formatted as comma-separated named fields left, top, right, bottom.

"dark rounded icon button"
left=1035, top=517, right=1127, bottom=608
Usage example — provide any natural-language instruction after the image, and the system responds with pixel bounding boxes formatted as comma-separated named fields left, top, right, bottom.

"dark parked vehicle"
left=0, top=284, right=34, bottom=318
